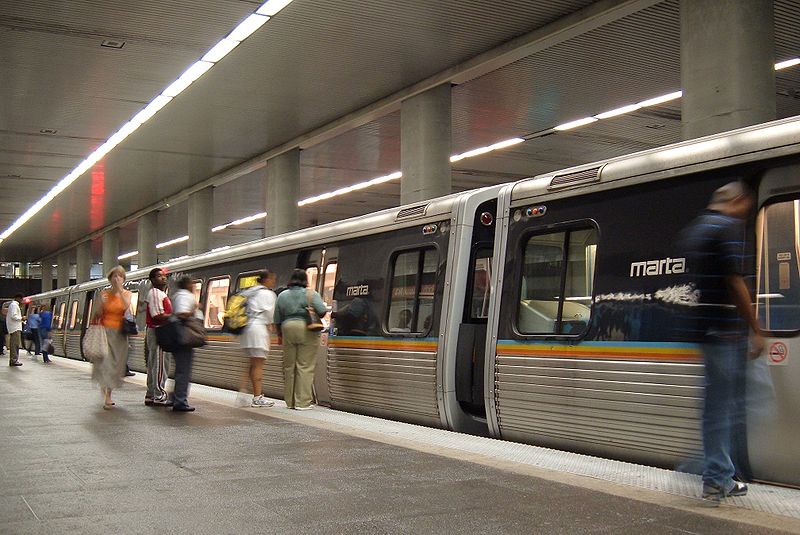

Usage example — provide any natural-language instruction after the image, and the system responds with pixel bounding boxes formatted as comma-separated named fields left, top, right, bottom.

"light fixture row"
left=0, top=0, right=294, bottom=245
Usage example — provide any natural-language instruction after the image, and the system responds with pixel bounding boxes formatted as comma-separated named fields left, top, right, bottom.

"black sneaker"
left=9, top=361, right=22, bottom=367
left=125, top=370, right=135, bottom=377
left=727, top=480, right=748, bottom=497
left=173, top=405, right=195, bottom=412
left=701, top=483, right=723, bottom=503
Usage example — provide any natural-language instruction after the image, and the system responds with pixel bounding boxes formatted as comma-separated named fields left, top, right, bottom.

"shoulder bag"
left=83, top=324, right=108, bottom=362
left=180, top=317, right=207, bottom=348
left=305, top=289, right=325, bottom=332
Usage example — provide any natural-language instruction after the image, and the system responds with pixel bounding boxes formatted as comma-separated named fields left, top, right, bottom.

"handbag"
left=121, top=308, right=138, bottom=336
left=180, top=317, right=207, bottom=348
left=83, top=325, right=108, bottom=362
left=305, top=289, right=325, bottom=332
left=155, top=317, right=181, bottom=353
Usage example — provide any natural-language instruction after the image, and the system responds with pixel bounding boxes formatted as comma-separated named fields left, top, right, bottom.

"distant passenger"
left=170, top=276, right=199, bottom=412
left=273, top=269, right=327, bottom=410
left=6, top=294, right=23, bottom=366
left=39, top=305, right=53, bottom=363
left=92, top=266, right=132, bottom=409
left=144, top=268, right=173, bottom=406
left=681, top=181, right=764, bottom=503
left=26, top=308, right=42, bottom=358
left=238, top=270, right=277, bottom=408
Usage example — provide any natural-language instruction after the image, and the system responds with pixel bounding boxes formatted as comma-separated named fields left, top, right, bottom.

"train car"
left=485, top=116, right=800, bottom=485
left=26, top=115, right=800, bottom=486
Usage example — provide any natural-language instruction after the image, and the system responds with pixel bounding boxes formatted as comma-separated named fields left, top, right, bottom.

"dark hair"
left=178, top=276, right=193, bottom=290
left=288, top=268, right=308, bottom=287
left=148, top=268, right=163, bottom=282
left=13, top=293, right=23, bottom=299
left=257, top=270, right=273, bottom=283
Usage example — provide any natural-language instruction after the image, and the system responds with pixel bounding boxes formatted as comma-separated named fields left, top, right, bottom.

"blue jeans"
left=38, top=328, right=50, bottom=359
left=171, top=346, right=193, bottom=409
left=701, top=337, right=747, bottom=489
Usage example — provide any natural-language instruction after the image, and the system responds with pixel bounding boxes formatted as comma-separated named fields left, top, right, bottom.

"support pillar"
left=138, top=212, right=158, bottom=268
left=681, top=0, right=775, bottom=140
left=41, top=261, right=53, bottom=292
left=57, top=252, right=70, bottom=288
left=76, top=242, right=92, bottom=283
left=102, top=228, right=119, bottom=270
left=188, top=187, right=213, bottom=256
left=266, top=149, right=299, bottom=237
left=400, top=84, right=452, bottom=204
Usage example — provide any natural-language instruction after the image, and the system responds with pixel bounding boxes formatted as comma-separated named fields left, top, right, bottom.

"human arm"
left=311, top=291, right=327, bottom=318
left=726, top=274, right=764, bottom=358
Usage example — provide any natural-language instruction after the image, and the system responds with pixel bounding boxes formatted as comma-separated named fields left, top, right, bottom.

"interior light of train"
left=775, top=57, right=800, bottom=70
left=480, top=212, right=494, bottom=226
left=257, top=0, right=294, bottom=16
left=554, top=117, right=598, bottom=131
left=422, top=224, right=438, bottom=235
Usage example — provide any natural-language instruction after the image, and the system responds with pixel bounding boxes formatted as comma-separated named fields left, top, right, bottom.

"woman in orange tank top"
left=92, top=266, right=131, bottom=409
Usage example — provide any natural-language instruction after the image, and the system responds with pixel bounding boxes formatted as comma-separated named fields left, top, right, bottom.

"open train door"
left=749, top=164, right=800, bottom=483
left=299, top=247, right=338, bottom=406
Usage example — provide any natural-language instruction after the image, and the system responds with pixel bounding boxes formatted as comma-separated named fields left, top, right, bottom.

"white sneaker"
left=251, top=395, right=274, bottom=408
left=294, top=405, right=313, bottom=411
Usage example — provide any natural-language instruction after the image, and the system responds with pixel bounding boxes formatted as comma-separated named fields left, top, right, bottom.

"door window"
left=387, top=248, right=437, bottom=334
left=757, top=199, right=800, bottom=331
left=468, top=248, right=493, bottom=320
left=204, top=277, right=230, bottom=329
left=68, top=300, right=79, bottom=330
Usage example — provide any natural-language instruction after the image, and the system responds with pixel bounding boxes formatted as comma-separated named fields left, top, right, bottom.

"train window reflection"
left=387, top=248, right=437, bottom=335
left=469, top=249, right=493, bottom=320
left=193, top=281, right=202, bottom=304
left=518, top=227, right=597, bottom=335
left=321, top=263, right=337, bottom=328
left=306, top=267, right=319, bottom=292
left=756, top=199, right=800, bottom=331
left=57, top=302, right=66, bottom=329
left=68, top=300, right=79, bottom=330
left=129, top=291, right=139, bottom=316
left=205, top=277, right=230, bottom=329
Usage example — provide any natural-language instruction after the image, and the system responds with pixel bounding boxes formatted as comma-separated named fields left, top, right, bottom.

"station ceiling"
left=2, top=0, right=799, bottom=263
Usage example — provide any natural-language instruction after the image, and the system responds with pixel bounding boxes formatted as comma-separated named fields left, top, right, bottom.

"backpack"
left=222, top=287, right=261, bottom=334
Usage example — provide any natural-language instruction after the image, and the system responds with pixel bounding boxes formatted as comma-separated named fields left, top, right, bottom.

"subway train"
left=27, top=116, right=800, bottom=486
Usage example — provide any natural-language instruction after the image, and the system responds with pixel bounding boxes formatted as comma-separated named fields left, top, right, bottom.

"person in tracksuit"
left=144, top=268, right=172, bottom=406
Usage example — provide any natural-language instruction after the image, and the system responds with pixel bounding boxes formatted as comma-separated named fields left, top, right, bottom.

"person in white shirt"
left=144, top=268, right=173, bottom=406
left=239, top=271, right=277, bottom=407
left=171, top=276, right=199, bottom=412
left=6, top=294, right=23, bottom=366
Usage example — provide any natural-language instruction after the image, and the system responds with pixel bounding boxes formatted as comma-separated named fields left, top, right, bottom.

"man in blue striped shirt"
left=682, top=181, right=765, bottom=503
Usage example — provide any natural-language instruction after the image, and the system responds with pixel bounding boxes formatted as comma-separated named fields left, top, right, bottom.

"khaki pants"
left=8, top=331, right=21, bottom=364
left=281, top=319, right=319, bottom=409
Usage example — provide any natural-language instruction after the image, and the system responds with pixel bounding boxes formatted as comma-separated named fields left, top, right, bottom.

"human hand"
left=748, top=332, right=765, bottom=360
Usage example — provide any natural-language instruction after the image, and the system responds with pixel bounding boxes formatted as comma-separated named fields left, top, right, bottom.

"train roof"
left=511, top=114, right=800, bottom=203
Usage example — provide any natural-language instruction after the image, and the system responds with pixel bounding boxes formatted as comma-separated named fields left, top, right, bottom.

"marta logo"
left=629, top=257, right=686, bottom=277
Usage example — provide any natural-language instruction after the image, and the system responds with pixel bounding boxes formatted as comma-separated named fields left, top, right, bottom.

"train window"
left=306, top=267, right=319, bottom=292
left=468, top=248, right=493, bottom=320
left=129, top=291, right=139, bottom=315
left=193, top=281, right=202, bottom=303
left=319, top=263, right=337, bottom=328
left=518, top=227, right=597, bottom=335
left=756, top=199, right=800, bottom=332
left=68, top=300, right=79, bottom=330
left=237, top=273, right=260, bottom=291
left=387, top=248, right=437, bottom=334
left=87, top=299, right=94, bottom=321
left=57, top=302, right=66, bottom=329
left=204, top=277, right=230, bottom=329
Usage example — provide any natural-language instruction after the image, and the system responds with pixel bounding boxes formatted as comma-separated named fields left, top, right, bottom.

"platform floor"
left=2, top=355, right=800, bottom=534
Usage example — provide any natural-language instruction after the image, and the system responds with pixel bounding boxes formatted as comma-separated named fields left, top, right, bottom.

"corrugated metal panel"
left=64, top=332, right=82, bottom=360
left=328, top=347, right=440, bottom=426
left=494, top=354, right=703, bottom=462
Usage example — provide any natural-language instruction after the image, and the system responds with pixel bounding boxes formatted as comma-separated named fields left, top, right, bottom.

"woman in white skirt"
left=239, top=270, right=277, bottom=407
left=92, top=266, right=131, bottom=409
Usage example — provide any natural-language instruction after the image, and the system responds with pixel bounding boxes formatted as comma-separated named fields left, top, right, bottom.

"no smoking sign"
left=768, top=341, right=788, bottom=365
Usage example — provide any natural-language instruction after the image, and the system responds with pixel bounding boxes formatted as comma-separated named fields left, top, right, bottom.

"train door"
left=749, top=163, right=800, bottom=483
left=79, top=290, right=95, bottom=360
left=299, top=247, right=338, bottom=406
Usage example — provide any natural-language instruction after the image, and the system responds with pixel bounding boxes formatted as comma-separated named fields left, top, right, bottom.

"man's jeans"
left=702, top=337, right=747, bottom=490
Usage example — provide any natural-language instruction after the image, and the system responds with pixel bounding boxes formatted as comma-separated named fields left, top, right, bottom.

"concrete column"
left=138, top=212, right=158, bottom=268
left=76, top=242, right=92, bottom=283
left=400, top=84, right=452, bottom=204
left=681, top=0, right=775, bottom=140
left=57, top=252, right=70, bottom=288
left=188, top=187, right=213, bottom=255
left=102, top=228, right=119, bottom=270
left=266, top=149, right=299, bottom=237
left=41, top=261, right=53, bottom=292
left=18, top=263, right=29, bottom=278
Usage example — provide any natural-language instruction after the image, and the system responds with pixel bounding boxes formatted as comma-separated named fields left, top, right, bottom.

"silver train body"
left=29, top=116, right=800, bottom=486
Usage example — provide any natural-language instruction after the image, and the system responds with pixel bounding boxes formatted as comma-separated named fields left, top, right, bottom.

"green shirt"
left=274, top=286, right=326, bottom=325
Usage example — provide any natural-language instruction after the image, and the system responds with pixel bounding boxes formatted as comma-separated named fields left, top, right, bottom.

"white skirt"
left=240, top=322, right=270, bottom=355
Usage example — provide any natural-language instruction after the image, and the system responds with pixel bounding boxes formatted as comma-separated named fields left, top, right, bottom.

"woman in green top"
left=273, top=269, right=327, bottom=409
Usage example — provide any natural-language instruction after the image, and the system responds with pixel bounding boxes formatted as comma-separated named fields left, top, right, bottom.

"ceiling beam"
left=39, top=0, right=662, bottom=261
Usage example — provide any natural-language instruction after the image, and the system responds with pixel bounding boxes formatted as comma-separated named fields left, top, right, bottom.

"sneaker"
left=294, top=405, right=313, bottom=411
left=727, top=480, right=748, bottom=497
left=153, top=397, right=173, bottom=406
left=144, top=397, right=154, bottom=406
left=251, top=395, right=274, bottom=408
left=701, top=483, right=723, bottom=503
left=125, top=370, right=135, bottom=377
left=9, top=361, right=22, bottom=367
left=173, top=405, right=196, bottom=412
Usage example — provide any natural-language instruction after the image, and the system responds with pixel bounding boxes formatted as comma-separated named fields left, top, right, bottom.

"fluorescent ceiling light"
left=228, top=14, right=270, bottom=42
left=162, top=61, right=214, bottom=98
left=257, top=0, right=293, bottom=16
left=554, top=117, right=598, bottom=131
left=775, top=58, right=800, bottom=70
left=595, top=103, right=642, bottom=120
left=156, top=235, right=189, bottom=249
left=117, top=250, right=138, bottom=260
left=211, top=246, right=232, bottom=252
left=450, top=137, right=524, bottom=162
left=202, top=38, right=240, bottom=63
left=638, top=91, right=682, bottom=108
left=212, top=211, right=267, bottom=232
left=297, top=171, right=403, bottom=207
left=131, top=96, right=173, bottom=125
left=211, top=224, right=228, bottom=232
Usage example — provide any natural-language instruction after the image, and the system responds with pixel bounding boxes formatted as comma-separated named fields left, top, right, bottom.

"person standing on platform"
left=170, top=276, right=198, bottom=412
left=26, top=308, right=41, bottom=358
left=144, top=268, right=172, bottom=406
left=92, top=266, right=131, bottom=409
left=238, top=270, right=277, bottom=408
left=681, top=181, right=765, bottom=503
left=273, top=269, right=326, bottom=410
left=6, top=294, right=23, bottom=366
left=39, top=305, right=52, bottom=363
